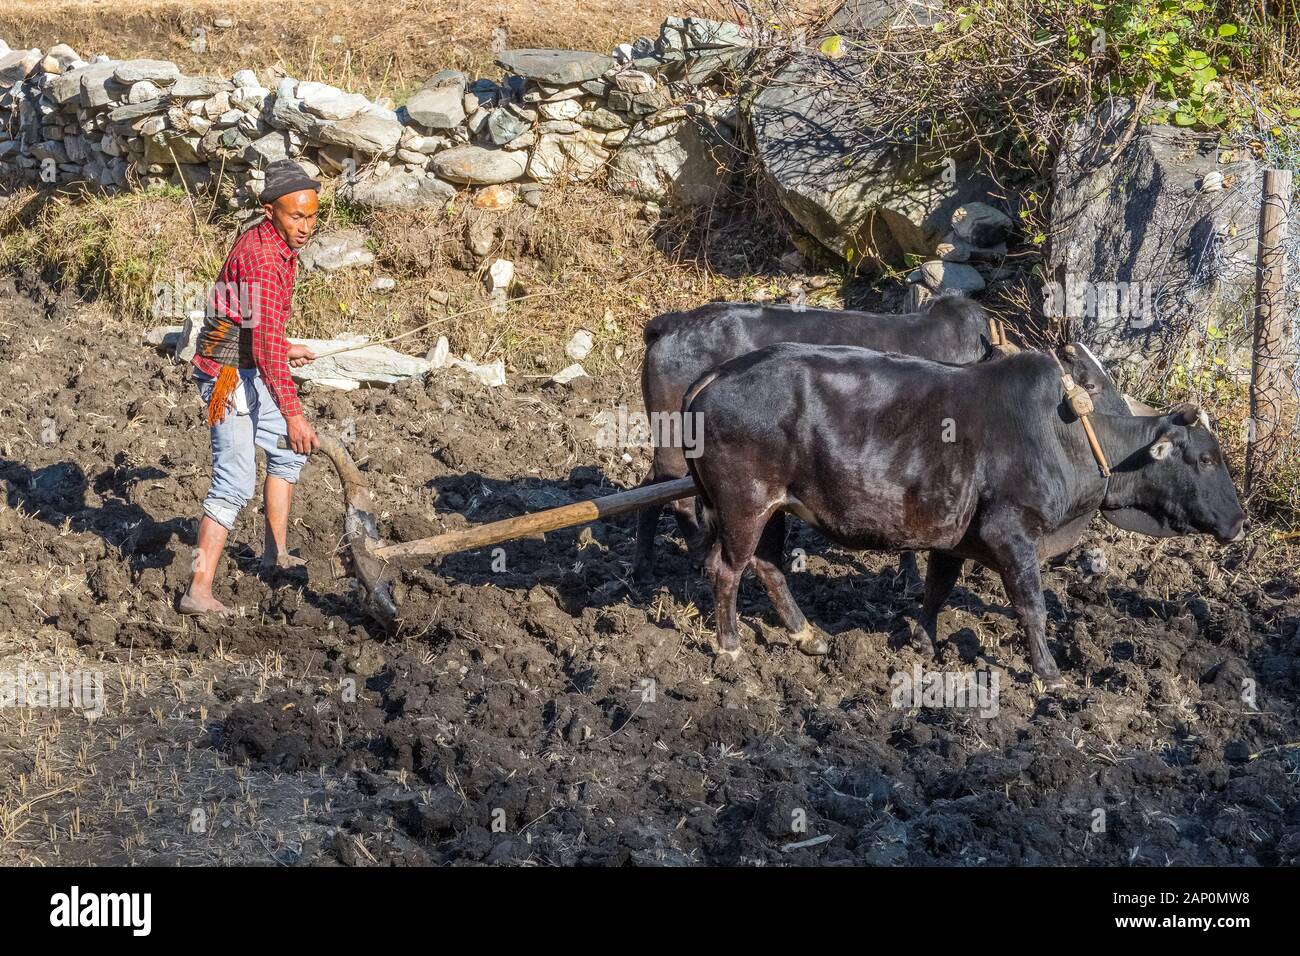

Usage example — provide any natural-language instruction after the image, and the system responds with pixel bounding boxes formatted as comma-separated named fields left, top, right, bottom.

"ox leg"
left=671, top=495, right=702, bottom=552
left=996, top=553, right=1064, bottom=688
left=634, top=490, right=701, bottom=585
left=896, top=550, right=924, bottom=595
left=910, top=552, right=963, bottom=658
left=704, top=506, right=768, bottom=659
left=751, top=511, right=828, bottom=656
left=634, top=496, right=665, bottom=584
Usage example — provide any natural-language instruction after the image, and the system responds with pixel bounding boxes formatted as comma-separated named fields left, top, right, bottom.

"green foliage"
left=1060, top=0, right=1244, bottom=128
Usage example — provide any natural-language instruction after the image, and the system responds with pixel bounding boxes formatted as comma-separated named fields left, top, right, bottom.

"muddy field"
left=1, top=273, right=1298, bottom=866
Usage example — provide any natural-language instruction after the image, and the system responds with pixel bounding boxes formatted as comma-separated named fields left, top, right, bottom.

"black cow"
left=635, top=296, right=1127, bottom=581
left=684, top=345, right=1245, bottom=686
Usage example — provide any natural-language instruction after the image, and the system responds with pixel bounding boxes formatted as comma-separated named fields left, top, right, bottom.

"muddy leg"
left=634, top=498, right=664, bottom=583
left=751, top=512, right=827, bottom=656
left=633, top=464, right=700, bottom=583
left=910, top=551, right=963, bottom=657
left=995, top=551, right=1063, bottom=688
left=704, top=543, right=742, bottom=658
left=632, top=457, right=696, bottom=582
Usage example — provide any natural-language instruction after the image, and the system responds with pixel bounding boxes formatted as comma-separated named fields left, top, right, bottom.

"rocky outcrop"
left=750, top=51, right=1001, bottom=268
left=1047, top=98, right=1297, bottom=369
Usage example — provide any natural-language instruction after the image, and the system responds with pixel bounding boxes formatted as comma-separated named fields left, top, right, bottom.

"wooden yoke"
left=1053, top=350, right=1111, bottom=477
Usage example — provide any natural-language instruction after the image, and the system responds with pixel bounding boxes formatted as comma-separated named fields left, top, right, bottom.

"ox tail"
left=683, top=456, right=717, bottom=560
left=681, top=370, right=720, bottom=559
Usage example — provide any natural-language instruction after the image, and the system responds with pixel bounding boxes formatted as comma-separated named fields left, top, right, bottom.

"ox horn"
left=1169, top=403, right=1210, bottom=429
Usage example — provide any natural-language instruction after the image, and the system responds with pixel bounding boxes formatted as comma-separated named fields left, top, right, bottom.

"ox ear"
left=1169, top=403, right=1209, bottom=429
left=1148, top=424, right=1188, bottom=461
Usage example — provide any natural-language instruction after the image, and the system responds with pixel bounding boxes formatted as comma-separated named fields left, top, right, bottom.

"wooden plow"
left=303, top=437, right=696, bottom=630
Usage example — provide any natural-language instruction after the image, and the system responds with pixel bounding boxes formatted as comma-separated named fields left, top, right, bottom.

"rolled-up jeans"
left=194, top=368, right=307, bottom=531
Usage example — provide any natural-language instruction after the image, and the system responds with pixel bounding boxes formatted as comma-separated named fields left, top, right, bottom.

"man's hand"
left=285, top=414, right=319, bottom=455
left=287, top=344, right=317, bottom=368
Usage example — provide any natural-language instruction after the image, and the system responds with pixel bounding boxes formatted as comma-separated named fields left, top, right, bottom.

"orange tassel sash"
left=206, top=365, right=240, bottom=427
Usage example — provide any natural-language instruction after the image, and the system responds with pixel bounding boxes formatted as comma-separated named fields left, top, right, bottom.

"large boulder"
left=267, top=79, right=315, bottom=135
left=292, top=342, right=430, bottom=387
left=1046, top=98, right=1296, bottom=372
left=244, top=130, right=292, bottom=168
left=300, top=229, right=376, bottom=272
left=77, top=60, right=125, bottom=108
left=313, top=108, right=403, bottom=156
left=49, top=62, right=99, bottom=105
left=749, top=53, right=999, bottom=267
left=0, top=49, right=41, bottom=84
left=826, top=0, right=945, bottom=33
left=112, top=58, right=180, bottom=85
left=296, top=81, right=370, bottom=121
left=527, top=133, right=609, bottom=184
left=404, top=78, right=466, bottom=130
left=608, top=107, right=738, bottom=206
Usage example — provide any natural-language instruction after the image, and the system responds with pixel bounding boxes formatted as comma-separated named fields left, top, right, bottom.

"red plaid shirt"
left=192, top=218, right=303, bottom=418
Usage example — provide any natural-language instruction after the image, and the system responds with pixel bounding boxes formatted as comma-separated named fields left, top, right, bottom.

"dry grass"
left=0, top=185, right=227, bottom=322
left=0, top=0, right=703, bottom=102
left=0, top=175, right=799, bottom=378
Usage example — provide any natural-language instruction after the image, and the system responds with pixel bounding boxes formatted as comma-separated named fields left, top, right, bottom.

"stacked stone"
left=905, top=202, right=1016, bottom=301
left=493, top=49, right=618, bottom=185
left=0, top=16, right=752, bottom=216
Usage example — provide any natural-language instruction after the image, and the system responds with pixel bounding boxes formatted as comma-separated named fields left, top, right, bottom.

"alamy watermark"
left=151, top=274, right=266, bottom=323
left=0, top=667, right=105, bottom=719
left=891, top=664, right=1000, bottom=718
left=593, top=405, right=705, bottom=458
left=1043, top=275, right=1155, bottom=330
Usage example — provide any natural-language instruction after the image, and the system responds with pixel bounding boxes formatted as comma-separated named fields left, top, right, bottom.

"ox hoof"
left=908, top=624, right=936, bottom=659
left=791, top=625, right=829, bottom=656
left=716, top=645, right=742, bottom=660
left=1036, top=671, right=1066, bottom=691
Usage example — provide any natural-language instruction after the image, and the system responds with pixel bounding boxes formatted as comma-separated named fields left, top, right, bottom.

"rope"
left=304, top=290, right=564, bottom=361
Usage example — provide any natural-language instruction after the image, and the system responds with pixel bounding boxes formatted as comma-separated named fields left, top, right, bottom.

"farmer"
left=180, top=159, right=323, bottom=616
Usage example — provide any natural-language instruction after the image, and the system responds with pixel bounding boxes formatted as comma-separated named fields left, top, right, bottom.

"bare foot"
left=260, top=552, right=308, bottom=572
left=178, top=591, right=231, bottom=616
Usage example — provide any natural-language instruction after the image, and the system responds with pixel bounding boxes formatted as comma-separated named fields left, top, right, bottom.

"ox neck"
left=1085, top=412, right=1167, bottom=509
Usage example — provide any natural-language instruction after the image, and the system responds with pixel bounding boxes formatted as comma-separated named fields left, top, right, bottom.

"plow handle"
left=375, top=477, right=698, bottom=563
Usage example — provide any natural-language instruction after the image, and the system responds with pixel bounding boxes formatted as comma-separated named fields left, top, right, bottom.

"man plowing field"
left=180, top=160, right=324, bottom=616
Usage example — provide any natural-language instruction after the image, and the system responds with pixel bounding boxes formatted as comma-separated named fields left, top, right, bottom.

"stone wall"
left=0, top=18, right=749, bottom=218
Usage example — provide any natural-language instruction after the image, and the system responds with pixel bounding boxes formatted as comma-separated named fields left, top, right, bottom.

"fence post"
left=1245, top=167, right=1294, bottom=497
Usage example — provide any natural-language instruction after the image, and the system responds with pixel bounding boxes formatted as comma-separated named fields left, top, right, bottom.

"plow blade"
left=299, top=430, right=696, bottom=630
left=308, top=437, right=400, bottom=629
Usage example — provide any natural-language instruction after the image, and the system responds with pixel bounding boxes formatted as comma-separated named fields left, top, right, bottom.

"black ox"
left=636, top=296, right=1127, bottom=581
left=684, top=345, right=1246, bottom=686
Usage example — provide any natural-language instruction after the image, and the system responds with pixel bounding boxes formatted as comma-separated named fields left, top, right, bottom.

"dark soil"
left=2, top=272, right=1298, bottom=866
